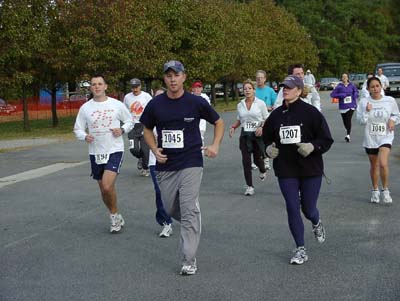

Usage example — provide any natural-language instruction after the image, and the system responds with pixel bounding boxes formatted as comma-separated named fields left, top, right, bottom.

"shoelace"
left=292, top=248, right=305, bottom=259
left=314, top=224, right=323, bottom=236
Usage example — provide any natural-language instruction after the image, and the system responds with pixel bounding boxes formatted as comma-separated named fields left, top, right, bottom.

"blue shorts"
left=89, top=152, right=124, bottom=180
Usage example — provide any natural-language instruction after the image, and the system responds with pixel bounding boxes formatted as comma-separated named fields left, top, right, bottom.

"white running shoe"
left=141, top=169, right=150, bottom=177
left=290, top=247, right=308, bottom=265
left=251, top=163, right=258, bottom=170
left=370, top=190, right=380, bottom=203
left=159, top=223, right=173, bottom=237
left=110, top=213, right=124, bottom=233
left=312, top=220, right=325, bottom=243
left=180, top=259, right=197, bottom=275
left=244, top=186, right=255, bottom=196
left=345, top=135, right=351, bottom=143
left=259, top=172, right=267, bottom=181
left=264, top=158, right=271, bottom=170
left=381, top=189, right=392, bottom=203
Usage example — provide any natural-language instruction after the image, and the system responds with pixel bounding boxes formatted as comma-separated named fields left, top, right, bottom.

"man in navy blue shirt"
left=141, top=60, right=224, bottom=275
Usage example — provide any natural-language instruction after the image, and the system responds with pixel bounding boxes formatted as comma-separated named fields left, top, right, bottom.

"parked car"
left=319, top=77, right=340, bottom=90
left=375, top=62, right=400, bottom=96
left=0, top=98, right=17, bottom=115
left=349, top=73, right=367, bottom=89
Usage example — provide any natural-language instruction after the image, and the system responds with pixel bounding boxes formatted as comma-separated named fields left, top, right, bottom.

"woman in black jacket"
left=262, top=75, right=334, bottom=265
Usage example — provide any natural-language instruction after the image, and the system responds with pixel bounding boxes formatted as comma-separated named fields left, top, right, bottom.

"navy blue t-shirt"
left=140, top=91, right=220, bottom=171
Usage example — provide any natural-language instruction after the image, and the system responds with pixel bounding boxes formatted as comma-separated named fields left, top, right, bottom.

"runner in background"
left=330, top=73, right=358, bottom=143
left=376, top=67, right=390, bottom=92
left=274, top=64, right=321, bottom=112
left=123, top=78, right=152, bottom=176
left=360, top=73, right=375, bottom=99
left=230, top=79, right=269, bottom=196
left=73, top=74, right=134, bottom=233
left=148, top=87, right=173, bottom=237
left=191, top=80, right=211, bottom=149
left=255, top=70, right=276, bottom=170
left=356, top=76, right=400, bottom=203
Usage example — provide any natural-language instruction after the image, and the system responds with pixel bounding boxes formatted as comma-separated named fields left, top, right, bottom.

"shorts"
left=364, top=144, right=391, bottom=155
left=89, top=151, right=124, bottom=180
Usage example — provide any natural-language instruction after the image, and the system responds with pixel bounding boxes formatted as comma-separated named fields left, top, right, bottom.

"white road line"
left=0, top=161, right=88, bottom=189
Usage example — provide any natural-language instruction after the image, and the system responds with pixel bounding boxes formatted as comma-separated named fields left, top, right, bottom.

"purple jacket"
left=330, top=82, right=358, bottom=110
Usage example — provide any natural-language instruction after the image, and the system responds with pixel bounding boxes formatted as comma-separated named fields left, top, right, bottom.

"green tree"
left=0, top=0, right=49, bottom=130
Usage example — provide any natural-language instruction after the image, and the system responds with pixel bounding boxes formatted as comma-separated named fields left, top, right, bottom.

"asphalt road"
left=1, top=92, right=400, bottom=300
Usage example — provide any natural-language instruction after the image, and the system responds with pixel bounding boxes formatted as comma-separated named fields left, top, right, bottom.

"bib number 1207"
left=279, top=125, right=301, bottom=144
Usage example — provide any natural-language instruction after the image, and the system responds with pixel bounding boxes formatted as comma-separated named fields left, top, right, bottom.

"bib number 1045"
left=162, top=130, right=184, bottom=148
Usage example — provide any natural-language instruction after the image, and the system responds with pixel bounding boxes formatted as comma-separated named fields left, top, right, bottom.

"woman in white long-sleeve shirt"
left=229, top=79, right=269, bottom=196
left=357, top=76, right=400, bottom=204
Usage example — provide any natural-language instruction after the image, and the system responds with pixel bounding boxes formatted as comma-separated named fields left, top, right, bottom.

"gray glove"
left=296, top=142, right=314, bottom=157
left=266, top=142, right=279, bottom=159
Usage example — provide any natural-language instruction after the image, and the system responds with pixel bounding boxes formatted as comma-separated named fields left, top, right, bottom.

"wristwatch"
left=121, top=128, right=125, bottom=134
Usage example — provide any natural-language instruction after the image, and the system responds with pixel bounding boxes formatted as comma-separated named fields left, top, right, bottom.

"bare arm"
left=203, top=118, right=224, bottom=158
left=143, top=127, right=167, bottom=163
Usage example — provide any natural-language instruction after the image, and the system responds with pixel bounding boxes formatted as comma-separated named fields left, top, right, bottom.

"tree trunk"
left=22, top=84, right=30, bottom=131
left=211, top=83, right=216, bottom=106
left=223, top=82, right=229, bottom=104
left=51, top=86, right=59, bottom=127
left=232, top=81, right=239, bottom=101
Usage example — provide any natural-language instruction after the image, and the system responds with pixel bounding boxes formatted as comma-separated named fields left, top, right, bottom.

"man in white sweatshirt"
left=74, top=74, right=134, bottom=233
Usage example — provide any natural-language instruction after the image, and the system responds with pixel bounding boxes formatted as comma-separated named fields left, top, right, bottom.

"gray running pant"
left=156, top=167, right=203, bottom=266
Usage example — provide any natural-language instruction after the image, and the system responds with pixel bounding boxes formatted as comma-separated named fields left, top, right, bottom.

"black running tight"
left=340, top=109, right=354, bottom=135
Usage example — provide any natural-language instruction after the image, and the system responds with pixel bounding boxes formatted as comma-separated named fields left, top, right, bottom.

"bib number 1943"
left=95, top=153, right=109, bottom=164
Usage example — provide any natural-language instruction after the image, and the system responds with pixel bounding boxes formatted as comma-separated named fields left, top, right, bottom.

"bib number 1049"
left=279, top=125, right=301, bottom=144
left=162, top=130, right=184, bottom=148
left=369, top=122, right=386, bottom=136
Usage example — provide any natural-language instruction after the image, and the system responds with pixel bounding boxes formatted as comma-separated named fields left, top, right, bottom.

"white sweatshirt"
left=357, top=95, right=400, bottom=148
left=74, top=97, right=134, bottom=155
left=123, top=91, right=152, bottom=124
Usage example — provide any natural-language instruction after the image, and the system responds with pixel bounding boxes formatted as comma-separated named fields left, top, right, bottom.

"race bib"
left=129, top=139, right=134, bottom=149
left=162, top=130, right=184, bottom=148
left=343, top=96, right=352, bottom=104
left=279, top=125, right=301, bottom=144
left=95, top=153, right=109, bottom=164
left=369, top=122, right=386, bottom=136
left=243, top=121, right=259, bottom=132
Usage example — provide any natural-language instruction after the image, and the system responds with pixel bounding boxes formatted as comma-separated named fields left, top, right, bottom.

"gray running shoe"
left=259, top=172, right=267, bottom=181
left=290, top=247, right=308, bottom=265
left=312, top=220, right=325, bottom=243
left=180, top=259, right=197, bottom=275
left=137, top=158, right=143, bottom=170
